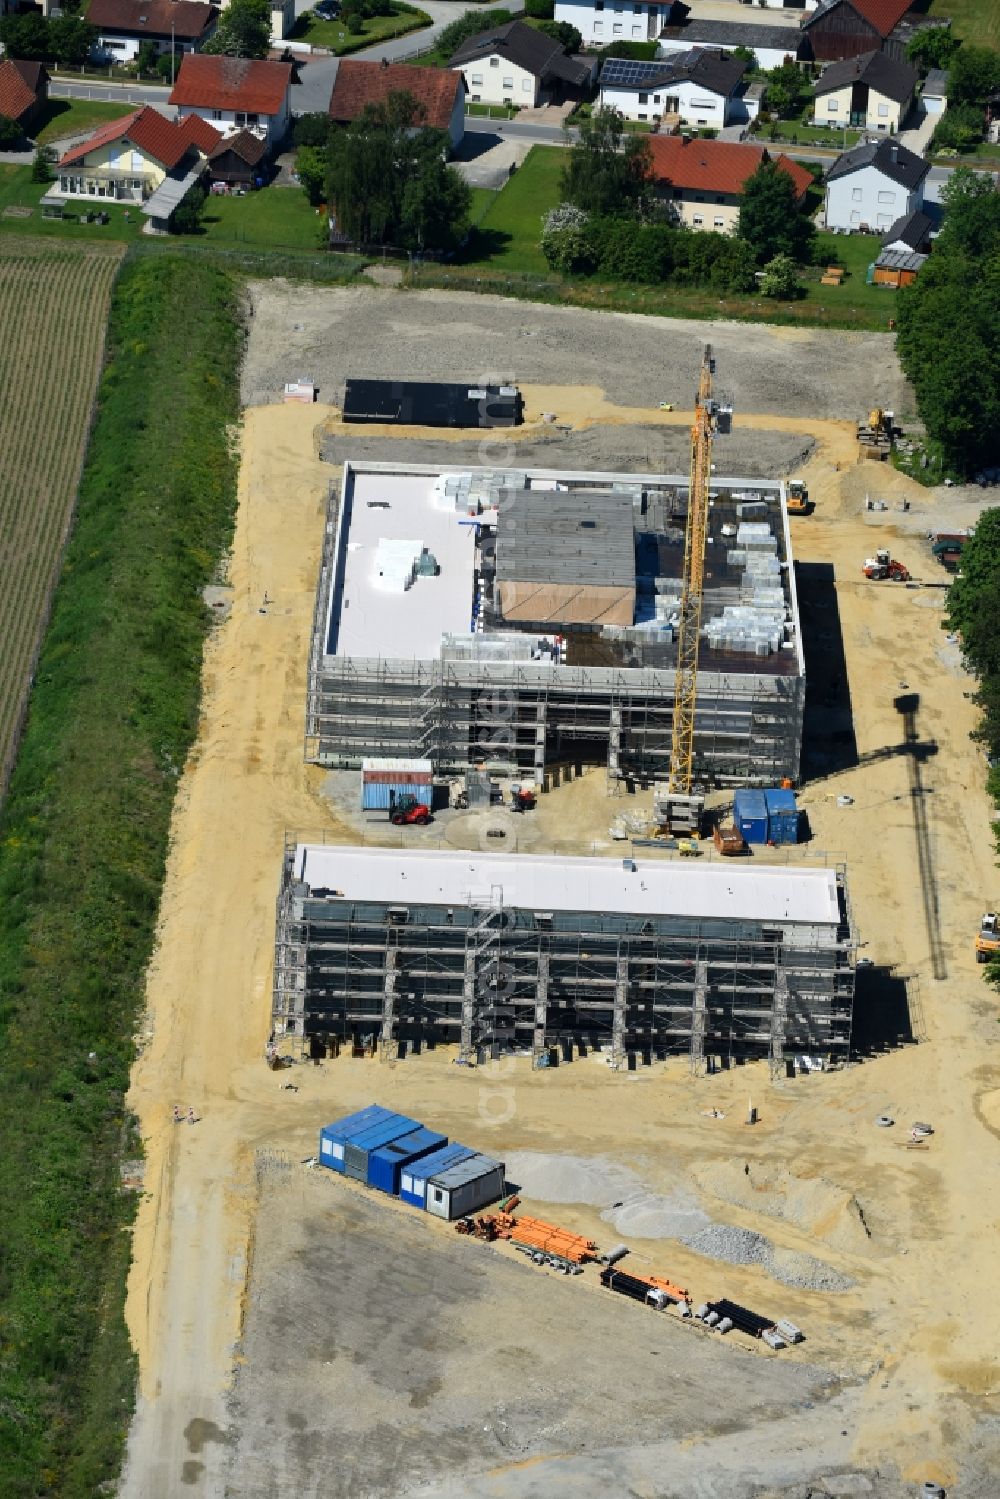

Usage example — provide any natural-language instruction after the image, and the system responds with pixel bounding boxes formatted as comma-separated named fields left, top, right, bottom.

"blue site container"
left=399, top=1143, right=475, bottom=1209
left=764, top=787, right=799, bottom=845
left=343, top=1113, right=422, bottom=1183
left=368, top=1126, right=448, bottom=1195
left=733, top=788, right=769, bottom=845
left=319, top=1105, right=393, bottom=1173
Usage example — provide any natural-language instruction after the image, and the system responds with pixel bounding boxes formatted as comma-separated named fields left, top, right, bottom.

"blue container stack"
left=763, top=787, right=799, bottom=846
left=733, top=788, right=769, bottom=845
left=368, top=1126, right=448, bottom=1195
left=399, top=1144, right=475, bottom=1209
left=319, top=1105, right=393, bottom=1172
left=343, top=1114, right=422, bottom=1182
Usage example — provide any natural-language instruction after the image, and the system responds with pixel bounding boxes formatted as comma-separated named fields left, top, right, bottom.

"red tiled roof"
left=328, top=59, right=462, bottom=131
left=58, top=105, right=219, bottom=169
left=0, top=59, right=39, bottom=123
left=208, top=127, right=267, bottom=166
left=647, top=136, right=813, bottom=202
left=87, top=0, right=216, bottom=40
left=169, top=54, right=292, bottom=115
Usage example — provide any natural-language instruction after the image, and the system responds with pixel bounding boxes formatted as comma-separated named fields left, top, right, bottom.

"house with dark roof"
left=554, top=0, right=666, bottom=49
left=881, top=207, right=932, bottom=253
left=0, top=59, right=49, bottom=135
left=803, top=0, right=950, bottom=65
left=52, top=105, right=220, bottom=229
left=658, top=17, right=806, bottom=73
left=169, top=54, right=292, bottom=146
left=207, top=127, right=269, bottom=192
left=812, top=49, right=916, bottom=132
left=598, top=49, right=746, bottom=129
left=823, top=135, right=928, bottom=232
left=647, top=135, right=813, bottom=233
left=448, top=19, right=592, bottom=109
left=88, top=0, right=217, bottom=64
left=328, top=59, right=465, bottom=149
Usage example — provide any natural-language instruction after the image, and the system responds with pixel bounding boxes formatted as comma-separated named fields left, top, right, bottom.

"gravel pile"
left=682, top=1225, right=855, bottom=1293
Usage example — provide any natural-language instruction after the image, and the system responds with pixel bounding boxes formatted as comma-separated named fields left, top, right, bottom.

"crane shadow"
left=895, top=692, right=947, bottom=981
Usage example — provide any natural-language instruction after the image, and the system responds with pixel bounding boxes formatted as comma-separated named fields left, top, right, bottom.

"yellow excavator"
left=786, top=480, right=812, bottom=516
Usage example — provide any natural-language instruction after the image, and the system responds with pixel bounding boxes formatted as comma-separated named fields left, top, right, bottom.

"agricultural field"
left=0, top=238, right=122, bottom=792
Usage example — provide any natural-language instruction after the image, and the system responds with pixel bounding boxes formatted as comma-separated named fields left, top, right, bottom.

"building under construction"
left=306, top=461, right=805, bottom=787
left=273, top=844, right=856, bottom=1068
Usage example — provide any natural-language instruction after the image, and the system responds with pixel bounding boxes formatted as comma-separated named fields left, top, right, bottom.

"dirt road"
left=120, top=391, right=1000, bottom=1497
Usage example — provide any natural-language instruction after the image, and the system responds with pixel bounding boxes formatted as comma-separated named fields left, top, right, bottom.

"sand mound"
left=690, top=1161, right=881, bottom=1258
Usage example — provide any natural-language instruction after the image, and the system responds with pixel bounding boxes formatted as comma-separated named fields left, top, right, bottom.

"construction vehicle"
left=713, top=823, right=746, bottom=856
left=857, top=407, right=894, bottom=460
left=976, top=912, right=1000, bottom=964
left=862, top=548, right=911, bottom=582
left=660, top=345, right=723, bottom=836
left=389, top=794, right=431, bottom=826
left=786, top=480, right=812, bottom=516
left=510, top=784, right=536, bottom=813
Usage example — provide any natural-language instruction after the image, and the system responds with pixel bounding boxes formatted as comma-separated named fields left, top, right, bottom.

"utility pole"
left=171, top=19, right=176, bottom=87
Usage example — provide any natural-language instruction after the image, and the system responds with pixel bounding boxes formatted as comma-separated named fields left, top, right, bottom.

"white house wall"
left=657, top=35, right=797, bottom=71
left=600, top=76, right=731, bottom=126
left=555, top=0, right=670, bottom=46
left=824, top=162, right=923, bottom=232
left=458, top=55, right=538, bottom=107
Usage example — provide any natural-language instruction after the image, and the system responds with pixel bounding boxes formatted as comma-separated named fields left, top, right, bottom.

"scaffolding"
left=273, top=848, right=856, bottom=1067
left=305, top=463, right=807, bottom=787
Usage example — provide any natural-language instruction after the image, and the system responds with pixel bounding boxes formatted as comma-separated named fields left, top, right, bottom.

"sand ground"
left=120, top=370, right=1000, bottom=1495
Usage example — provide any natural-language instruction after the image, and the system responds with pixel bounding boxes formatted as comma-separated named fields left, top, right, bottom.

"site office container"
left=319, top=1105, right=393, bottom=1172
left=361, top=758, right=434, bottom=812
left=424, top=1153, right=506, bottom=1221
left=733, top=788, right=769, bottom=845
left=343, top=1114, right=422, bottom=1182
left=367, top=1127, right=448, bottom=1195
left=763, top=787, right=799, bottom=846
left=400, top=1144, right=475, bottom=1209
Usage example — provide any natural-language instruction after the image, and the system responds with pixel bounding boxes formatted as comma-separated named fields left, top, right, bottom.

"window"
left=594, top=18, right=603, bottom=29
left=827, top=99, right=838, bottom=113
left=692, top=214, right=704, bottom=225
left=613, top=22, right=623, bottom=33
left=211, top=109, right=223, bottom=120
left=876, top=214, right=891, bottom=228
left=713, top=216, right=725, bottom=228
left=632, top=24, right=642, bottom=35
left=633, top=2, right=642, bottom=10
left=638, top=92, right=648, bottom=104
left=594, top=0, right=604, bottom=8
left=503, top=76, right=513, bottom=89
left=490, top=56, right=499, bottom=67
left=850, top=209, right=860, bottom=224
left=521, top=78, right=531, bottom=92
left=877, top=190, right=895, bottom=204
left=432, top=1188, right=444, bottom=1204
left=715, top=194, right=724, bottom=203
left=877, top=102, right=888, bottom=117
left=638, top=112, right=646, bottom=119
left=851, top=187, right=862, bottom=201
left=131, top=150, right=142, bottom=170
left=470, top=73, right=482, bottom=85
left=235, top=112, right=259, bottom=127
left=653, top=94, right=660, bottom=104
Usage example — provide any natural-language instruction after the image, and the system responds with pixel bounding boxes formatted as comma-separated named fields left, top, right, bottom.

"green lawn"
left=33, top=97, right=136, bottom=146
left=928, top=0, right=1000, bottom=46
left=763, top=120, right=861, bottom=149
left=198, top=184, right=327, bottom=251
left=468, top=143, right=564, bottom=273
left=0, top=164, right=145, bottom=242
left=291, top=2, right=429, bottom=53
left=803, top=230, right=887, bottom=318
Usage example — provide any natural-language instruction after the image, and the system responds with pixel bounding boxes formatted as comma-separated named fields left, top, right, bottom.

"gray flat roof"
left=293, top=845, right=842, bottom=927
left=495, top=487, right=636, bottom=588
left=429, top=1153, right=503, bottom=1189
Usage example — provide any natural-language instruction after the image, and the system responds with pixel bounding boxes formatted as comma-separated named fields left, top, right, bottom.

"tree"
left=0, top=114, right=22, bottom=148
left=294, top=113, right=332, bottom=148
left=203, top=0, right=271, bottom=58
left=540, top=202, right=597, bottom=273
left=523, top=0, right=553, bottom=15
left=0, top=11, right=51, bottom=61
left=906, top=26, right=958, bottom=73
left=436, top=7, right=511, bottom=60
left=297, top=144, right=328, bottom=205
left=534, top=19, right=581, bottom=52
left=764, top=59, right=809, bottom=120
left=326, top=91, right=471, bottom=250
left=136, top=39, right=159, bottom=73
left=731, top=44, right=757, bottom=70
left=30, top=144, right=56, bottom=181
left=48, top=15, right=97, bottom=65
left=737, top=158, right=814, bottom=264
left=560, top=107, right=652, bottom=220
left=939, top=165, right=1000, bottom=257
left=948, top=43, right=1000, bottom=108
left=169, top=181, right=206, bottom=234
left=932, top=102, right=988, bottom=152
left=759, top=253, right=800, bottom=298
left=156, top=51, right=178, bottom=82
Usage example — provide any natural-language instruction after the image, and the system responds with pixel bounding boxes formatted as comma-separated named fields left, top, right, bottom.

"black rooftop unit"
left=342, top=379, right=523, bottom=429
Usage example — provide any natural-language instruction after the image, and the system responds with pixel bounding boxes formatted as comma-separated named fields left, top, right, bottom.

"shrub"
left=0, top=113, right=21, bottom=148
left=540, top=202, right=597, bottom=272
left=523, top=0, right=553, bottom=15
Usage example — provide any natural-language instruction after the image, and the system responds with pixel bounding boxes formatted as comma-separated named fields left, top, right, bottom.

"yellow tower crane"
left=662, top=344, right=719, bottom=836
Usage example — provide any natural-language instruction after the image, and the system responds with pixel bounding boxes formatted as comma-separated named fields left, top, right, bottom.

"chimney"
left=890, top=144, right=898, bottom=162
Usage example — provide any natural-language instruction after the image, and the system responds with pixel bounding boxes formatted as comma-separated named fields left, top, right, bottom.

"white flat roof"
left=293, top=845, right=840, bottom=927
left=331, top=470, right=477, bottom=659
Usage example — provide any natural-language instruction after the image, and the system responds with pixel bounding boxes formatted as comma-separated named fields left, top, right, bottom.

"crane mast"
left=664, top=344, right=717, bottom=833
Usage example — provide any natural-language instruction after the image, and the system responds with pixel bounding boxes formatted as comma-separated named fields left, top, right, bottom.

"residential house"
left=598, top=49, right=746, bottom=130
left=328, top=59, right=465, bottom=149
left=448, top=19, right=592, bottom=109
left=802, top=0, right=951, bottom=65
left=553, top=0, right=670, bottom=48
left=53, top=106, right=220, bottom=229
left=88, top=0, right=217, bottom=64
left=823, top=135, right=928, bottom=232
left=647, top=134, right=813, bottom=232
left=921, top=68, right=947, bottom=116
left=207, top=127, right=269, bottom=191
left=169, top=54, right=292, bottom=146
left=658, top=18, right=806, bottom=73
left=812, top=49, right=916, bottom=132
left=0, top=59, right=49, bottom=135
left=880, top=207, right=932, bottom=253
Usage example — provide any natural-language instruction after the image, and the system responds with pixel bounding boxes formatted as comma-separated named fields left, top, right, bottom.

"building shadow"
left=796, top=561, right=858, bottom=779
left=850, top=964, right=915, bottom=1055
